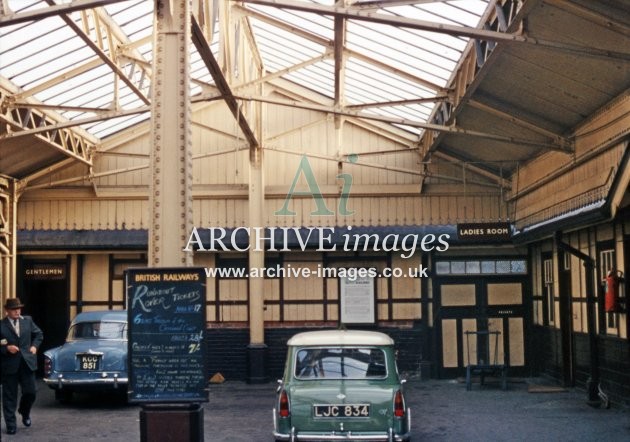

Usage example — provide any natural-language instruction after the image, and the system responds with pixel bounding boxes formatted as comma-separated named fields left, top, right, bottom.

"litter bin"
left=140, top=403, right=204, bottom=442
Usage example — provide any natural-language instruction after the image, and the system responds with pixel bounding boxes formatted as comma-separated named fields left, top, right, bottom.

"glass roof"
left=0, top=0, right=489, bottom=140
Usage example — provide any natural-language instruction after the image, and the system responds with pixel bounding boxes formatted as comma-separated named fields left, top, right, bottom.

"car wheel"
left=54, top=389, right=73, bottom=403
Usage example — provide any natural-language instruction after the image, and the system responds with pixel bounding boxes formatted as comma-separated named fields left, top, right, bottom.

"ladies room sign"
left=126, top=267, right=208, bottom=403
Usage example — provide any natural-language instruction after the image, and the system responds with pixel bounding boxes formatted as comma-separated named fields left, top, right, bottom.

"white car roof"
left=287, top=330, right=394, bottom=347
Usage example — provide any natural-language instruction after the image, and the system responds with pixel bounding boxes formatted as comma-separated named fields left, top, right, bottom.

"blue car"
left=43, top=310, right=128, bottom=402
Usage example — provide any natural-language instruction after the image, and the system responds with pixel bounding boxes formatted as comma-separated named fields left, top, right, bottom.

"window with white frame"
left=599, top=249, right=617, bottom=331
left=544, top=258, right=554, bottom=325
left=435, top=259, right=527, bottom=275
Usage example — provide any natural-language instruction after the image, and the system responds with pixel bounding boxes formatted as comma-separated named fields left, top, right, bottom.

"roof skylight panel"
left=284, top=67, right=334, bottom=99
left=257, top=47, right=302, bottom=72
left=111, top=3, right=153, bottom=42
left=256, top=40, right=320, bottom=74
left=345, top=40, right=453, bottom=88
left=0, top=23, right=70, bottom=74
left=33, top=64, right=111, bottom=102
left=343, top=82, right=431, bottom=122
left=47, top=77, right=114, bottom=108
left=347, top=53, right=439, bottom=91
left=251, top=20, right=326, bottom=56
left=76, top=94, right=149, bottom=135
left=116, top=16, right=153, bottom=39
left=6, top=0, right=44, bottom=15
left=445, top=0, right=490, bottom=17
left=386, top=2, right=480, bottom=30
left=21, top=57, right=94, bottom=97
left=106, top=0, right=152, bottom=25
left=190, top=83, right=203, bottom=97
left=248, top=4, right=334, bottom=40
left=6, top=42, right=93, bottom=87
left=347, top=57, right=436, bottom=98
left=343, top=68, right=421, bottom=106
left=0, top=20, right=66, bottom=56
left=410, top=2, right=488, bottom=27
left=112, top=85, right=146, bottom=108
left=343, top=90, right=433, bottom=122
left=258, top=56, right=287, bottom=74
left=269, top=41, right=320, bottom=67
left=368, top=102, right=427, bottom=122
left=87, top=112, right=150, bottom=138
left=363, top=6, right=473, bottom=54
left=350, top=17, right=466, bottom=60
left=347, top=38, right=457, bottom=81
left=190, top=58, right=215, bottom=85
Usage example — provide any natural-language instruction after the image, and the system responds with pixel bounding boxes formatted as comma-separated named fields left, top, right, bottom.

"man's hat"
left=4, top=298, right=24, bottom=309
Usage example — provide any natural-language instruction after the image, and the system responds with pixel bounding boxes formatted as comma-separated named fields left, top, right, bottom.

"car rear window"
left=294, top=347, right=387, bottom=379
left=68, top=321, right=127, bottom=340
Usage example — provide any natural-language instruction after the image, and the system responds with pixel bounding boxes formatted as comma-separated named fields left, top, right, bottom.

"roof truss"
left=0, top=84, right=95, bottom=165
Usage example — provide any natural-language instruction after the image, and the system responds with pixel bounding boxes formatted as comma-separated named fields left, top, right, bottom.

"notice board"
left=340, top=274, right=375, bottom=325
left=126, top=267, right=208, bottom=403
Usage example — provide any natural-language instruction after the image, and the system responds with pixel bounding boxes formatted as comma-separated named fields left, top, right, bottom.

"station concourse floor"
left=1, top=376, right=629, bottom=441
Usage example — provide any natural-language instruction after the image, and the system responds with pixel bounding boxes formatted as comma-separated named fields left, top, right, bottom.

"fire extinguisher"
left=603, top=269, right=624, bottom=313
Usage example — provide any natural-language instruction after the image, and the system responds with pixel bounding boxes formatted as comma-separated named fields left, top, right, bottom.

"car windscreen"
left=67, top=321, right=127, bottom=340
left=295, top=347, right=387, bottom=380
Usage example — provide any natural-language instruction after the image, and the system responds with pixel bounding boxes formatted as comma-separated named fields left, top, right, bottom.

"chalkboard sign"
left=126, top=267, right=208, bottom=403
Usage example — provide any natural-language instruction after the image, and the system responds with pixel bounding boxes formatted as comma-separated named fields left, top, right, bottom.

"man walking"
left=1, top=298, right=44, bottom=435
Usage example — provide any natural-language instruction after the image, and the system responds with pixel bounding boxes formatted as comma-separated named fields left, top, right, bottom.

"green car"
left=273, top=330, right=411, bottom=441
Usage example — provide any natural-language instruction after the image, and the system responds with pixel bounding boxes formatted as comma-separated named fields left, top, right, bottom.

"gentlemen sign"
left=457, top=223, right=511, bottom=242
left=23, top=263, right=66, bottom=280
left=126, top=267, right=208, bottom=403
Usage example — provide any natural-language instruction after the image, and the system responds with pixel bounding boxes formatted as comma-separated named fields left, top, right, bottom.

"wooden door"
left=436, top=277, right=527, bottom=378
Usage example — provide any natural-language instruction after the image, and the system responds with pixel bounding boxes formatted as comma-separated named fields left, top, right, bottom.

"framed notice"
left=340, top=274, right=375, bottom=325
left=126, top=267, right=208, bottom=403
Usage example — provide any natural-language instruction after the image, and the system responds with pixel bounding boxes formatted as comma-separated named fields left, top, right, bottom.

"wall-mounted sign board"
left=340, top=274, right=375, bottom=325
left=457, top=223, right=511, bottom=242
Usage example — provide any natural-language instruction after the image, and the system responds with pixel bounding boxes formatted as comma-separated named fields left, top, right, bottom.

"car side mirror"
left=276, top=379, right=283, bottom=392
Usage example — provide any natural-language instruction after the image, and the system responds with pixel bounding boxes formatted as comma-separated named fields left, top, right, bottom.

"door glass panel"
left=488, top=318, right=504, bottom=365
left=441, top=319, right=458, bottom=368
left=509, top=317, right=524, bottom=366
left=441, top=284, right=475, bottom=306
left=487, top=283, right=522, bottom=305
left=462, top=319, right=477, bottom=367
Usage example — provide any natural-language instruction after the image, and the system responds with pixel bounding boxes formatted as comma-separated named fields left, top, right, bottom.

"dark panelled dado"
left=598, top=337, right=630, bottom=407
left=531, top=326, right=630, bottom=407
left=206, top=325, right=425, bottom=382
left=530, top=326, right=557, bottom=378
left=205, top=328, right=249, bottom=380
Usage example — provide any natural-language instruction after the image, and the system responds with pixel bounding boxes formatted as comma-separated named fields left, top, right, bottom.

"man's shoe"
left=7, top=427, right=17, bottom=435
left=22, top=416, right=31, bottom=427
